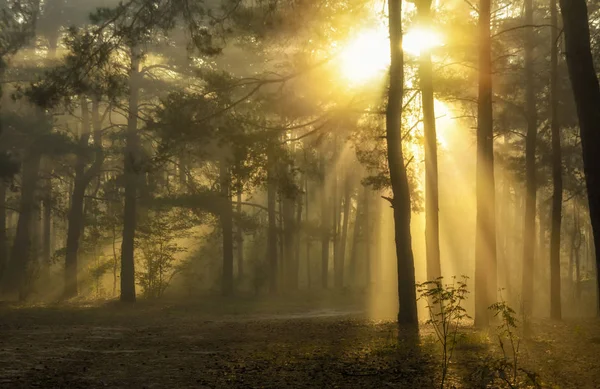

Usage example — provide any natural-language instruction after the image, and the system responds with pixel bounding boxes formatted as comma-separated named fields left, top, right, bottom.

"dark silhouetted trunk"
left=387, top=0, right=418, bottom=327
left=120, top=49, right=141, bottom=303
left=220, top=157, right=234, bottom=296
left=522, top=0, right=538, bottom=318
left=559, top=0, right=600, bottom=316
left=42, top=182, right=51, bottom=265
left=293, top=189, right=302, bottom=289
left=365, top=186, right=371, bottom=288
left=336, top=177, right=351, bottom=289
left=267, top=160, right=278, bottom=294
left=332, top=169, right=341, bottom=289
left=6, top=152, right=41, bottom=300
left=320, top=158, right=329, bottom=289
left=283, top=193, right=296, bottom=290
left=349, top=187, right=363, bottom=287
left=64, top=97, right=91, bottom=299
left=0, top=182, right=7, bottom=279
left=475, top=0, right=497, bottom=327
left=305, top=176, right=311, bottom=288
left=549, top=0, right=562, bottom=320
left=417, top=0, right=441, bottom=283
left=236, top=192, right=244, bottom=281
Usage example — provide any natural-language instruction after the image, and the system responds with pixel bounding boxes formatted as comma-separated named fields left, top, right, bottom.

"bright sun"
left=339, top=26, right=443, bottom=83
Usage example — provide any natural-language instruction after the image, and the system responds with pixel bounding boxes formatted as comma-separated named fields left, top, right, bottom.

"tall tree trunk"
left=283, top=193, right=296, bottom=290
left=349, top=187, right=363, bottom=287
left=332, top=168, right=341, bottom=289
left=549, top=0, right=562, bottom=319
left=267, top=158, right=278, bottom=294
left=305, top=176, right=311, bottom=288
left=522, top=0, right=538, bottom=319
left=294, top=187, right=302, bottom=289
left=42, top=181, right=51, bottom=265
left=387, top=0, right=418, bottom=327
left=320, top=157, right=330, bottom=289
left=120, top=49, right=141, bottom=303
left=220, top=157, right=234, bottom=296
left=559, top=0, right=600, bottom=316
left=64, top=97, right=91, bottom=299
left=475, top=0, right=497, bottom=327
left=0, top=181, right=7, bottom=280
left=337, top=177, right=351, bottom=289
left=417, top=0, right=442, bottom=283
left=236, top=192, right=244, bottom=281
left=5, top=152, right=41, bottom=300
left=365, top=186, right=371, bottom=289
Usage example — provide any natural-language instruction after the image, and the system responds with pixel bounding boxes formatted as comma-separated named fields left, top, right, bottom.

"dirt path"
left=0, top=305, right=434, bottom=388
left=1, top=304, right=599, bottom=388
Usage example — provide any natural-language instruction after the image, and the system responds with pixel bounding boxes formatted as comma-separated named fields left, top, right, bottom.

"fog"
left=1, top=0, right=599, bottom=387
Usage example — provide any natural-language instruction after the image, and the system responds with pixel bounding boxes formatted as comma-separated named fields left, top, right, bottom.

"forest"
left=1, top=0, right=600, bottom=387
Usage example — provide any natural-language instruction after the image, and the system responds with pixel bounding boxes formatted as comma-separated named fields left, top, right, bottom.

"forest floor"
left=0, top=296, right=599, bottom=388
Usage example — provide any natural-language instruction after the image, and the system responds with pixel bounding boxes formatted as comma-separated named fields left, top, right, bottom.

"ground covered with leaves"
left=0, top=297, right=599, bottom=388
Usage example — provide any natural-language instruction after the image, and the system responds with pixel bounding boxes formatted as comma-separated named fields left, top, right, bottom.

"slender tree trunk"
left=42, top=181, right=51, bottom=265
left=320, top=157, right=329, bottom=289
left=522, top=0, right=538, bottom=319
left=294, top=188, right=302, bottom=290
left=365, top=186, right=371, bottom=289
left=337, top=177, right=351, bottom=289
left=120, top=49, right=141, bottom=303
left=267, top=158, right=278, bottom=294
left=559, top=0, right=600, bottom=316
left=283, top=193, right=296, bottom=290
left=549, top=0, right=562, bottom=319
left=349, top=187, right=363, bottom=287
left=220, top=157, right=234, bottom=296
left=305, top=176, right=311, bottom=288
left=417, top=0, right=442, bottom=283
left=332, top=168, right=341, bottom=289
left=236, top=192, right=244, bottom=281
left=387, top=0, right=418, bottom=327
left=475, top=0, right=497, bottom=327
left=0, top=181, right=7, bottom=280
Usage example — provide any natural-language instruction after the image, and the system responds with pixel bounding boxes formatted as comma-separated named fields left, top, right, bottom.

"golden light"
left=338, top=26, right=444, bottom=83
left=403, top=27, right=444, bottom=56
left=339, top=28, right=390, bottom=83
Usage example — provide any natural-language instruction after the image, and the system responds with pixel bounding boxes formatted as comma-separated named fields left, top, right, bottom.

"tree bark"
left=416, top=0, right=442, bottom=283
left=283, top=193, right=296, bottom=290
left=337, top=176, right=351, bottom=289
left=305, top=176, right=311, bottom=288
left=0, top=181, right=7, bottom=280
left=120, top=49, right=141, bottom=303
left=365, top=186, right=371, bottom=289
left=267, top=157, right=278, bottom=294
left=387, top=0, right=418, bottom=327
left=294, top=186, right=302, bottom=290
left=220, top=157, right=234, bottom=296
left=549, top=0, right=562, bottom=319
left=5, top=152, right=41, bottom=300
left=559, top=0, right=600, bottom=316
left=475, top=0, right=497, bottom=327
left=320, top=157, right=329, bottom=289
left=236, top=192, right=244, bottom=281
left=42, top=181, right=51, bottom=265
left=522, top=0, right=538, bottom=319
left=349, top=186, right=363, bottom=287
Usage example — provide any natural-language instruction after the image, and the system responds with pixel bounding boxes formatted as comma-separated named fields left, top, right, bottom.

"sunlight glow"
left=339, top=29, right=390, bottom=83
left=403, top=27, right=444, bottom=56
left=339, top=26, right=444, bottom=83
